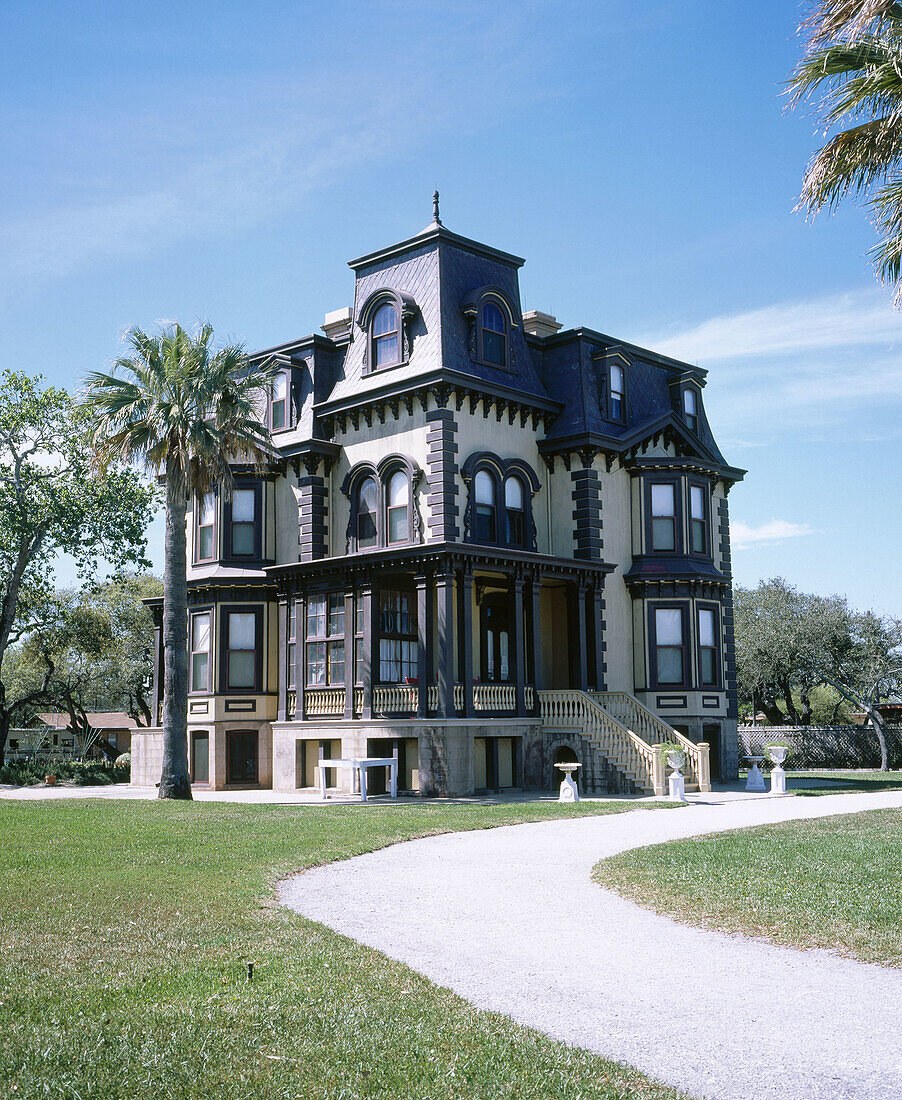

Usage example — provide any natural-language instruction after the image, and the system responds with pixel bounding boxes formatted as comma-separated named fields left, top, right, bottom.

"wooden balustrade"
left=286, top=690, right=297, bottom=716
left=304, top=688, right=344, bottom=717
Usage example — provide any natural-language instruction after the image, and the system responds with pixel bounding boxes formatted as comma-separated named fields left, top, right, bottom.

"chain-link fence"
left=738, top=725, right=902, bottom=769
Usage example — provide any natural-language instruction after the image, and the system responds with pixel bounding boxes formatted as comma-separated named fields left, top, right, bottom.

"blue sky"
left=3, top=0, right=900, bottom=613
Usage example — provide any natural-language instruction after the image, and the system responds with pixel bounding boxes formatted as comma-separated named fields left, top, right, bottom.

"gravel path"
left=280, top=791, right=902, bottom=1100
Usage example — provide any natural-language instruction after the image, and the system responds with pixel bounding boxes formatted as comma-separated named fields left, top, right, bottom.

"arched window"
left=356, top=477, right=378, bottom=549
left=474, top=470, right=496, bottom=541
left=504, top=476, right=526, bottom=547
left=372, top=303, right=400, bottom=368
left=386, top=470, right=409, bottom=544
left=481, top=302, right=507, bottom=366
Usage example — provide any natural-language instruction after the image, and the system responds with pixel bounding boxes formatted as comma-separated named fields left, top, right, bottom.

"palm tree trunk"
left=159, top=472, right=192, bottom=800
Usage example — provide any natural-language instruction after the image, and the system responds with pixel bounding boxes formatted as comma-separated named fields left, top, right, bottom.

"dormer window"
left=609, top=363, right=625, bottom=422
left=270, top=372, right=288, bottom=431
left=683, top=388, right=698, bottom=432
left=481, top=302, right=507, bottom=367
left=372, top=303, right=400, bottom=368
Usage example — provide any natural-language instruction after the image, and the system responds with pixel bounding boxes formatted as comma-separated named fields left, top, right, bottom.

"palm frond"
left=802, top=0, right=902, bottom=47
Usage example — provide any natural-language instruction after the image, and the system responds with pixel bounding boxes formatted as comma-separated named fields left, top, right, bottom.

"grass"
left=784, top=769, right=902, bottom=796
left=0, top=798, right=689, bottom=1100
left=594, top=808, right=902, bottom=967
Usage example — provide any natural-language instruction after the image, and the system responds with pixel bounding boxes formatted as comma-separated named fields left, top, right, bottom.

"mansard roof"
left=252, top=209, right=742, bottom=483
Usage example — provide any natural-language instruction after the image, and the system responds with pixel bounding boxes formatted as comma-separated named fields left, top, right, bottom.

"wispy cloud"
left=732, top=519, right=816, bottom=550
left=0, top=6, right=551, bottom=287
left=645, top=289, right=902, bottom=362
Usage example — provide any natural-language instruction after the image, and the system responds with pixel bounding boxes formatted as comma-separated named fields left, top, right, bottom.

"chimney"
left=321, top=307, right=353, bottom=343
left=521, top=309, right=562, bottom=338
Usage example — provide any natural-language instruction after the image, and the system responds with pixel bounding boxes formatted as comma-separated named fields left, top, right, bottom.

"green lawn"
left=594, top=808, right=902, bottom=967
left=785, top=769, right=902, bottom=796
left=0, top=798, right=688, bottom=1100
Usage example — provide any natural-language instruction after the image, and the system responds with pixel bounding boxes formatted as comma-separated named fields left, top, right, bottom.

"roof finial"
left=432, top=189, right=442, bottom=226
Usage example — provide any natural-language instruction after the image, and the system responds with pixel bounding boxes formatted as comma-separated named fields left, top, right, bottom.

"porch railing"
left=298, top=683, right=534, bottom=719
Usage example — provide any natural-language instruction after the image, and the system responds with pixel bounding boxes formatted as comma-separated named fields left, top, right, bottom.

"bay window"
left=224, top=609, right=259, bottom=690
left=229, top=488, right=257, bottom=558
left=690, top=484, right=708, bottom=555
left=196, top=493, right=216, bottom=561
left=650, top=483, right=677, bottom=551
left=698, top=606, right=719, bottom=686
left=653, top=606, right=686, bottom=687
left=190, top=611, right=211, bottom=692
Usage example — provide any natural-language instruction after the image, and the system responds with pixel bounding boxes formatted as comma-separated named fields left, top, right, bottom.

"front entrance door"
left=227, top=730, right=258, bottom=784
left=480, top=596, right=511, bottom=683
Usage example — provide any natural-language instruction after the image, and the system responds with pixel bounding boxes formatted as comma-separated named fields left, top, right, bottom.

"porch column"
left=277, top=598, right=288, bottom=721
left=293, top=595, right=305, bottom=720
left=575, top=580, right=588, bottom=692
left=151, top=616, right=163, bottom=726
left=530, top=576, right=543, bottom=715
left=435, top=571, right=455, bottom=718
left=415, top=573, right=433, bottom=718
left=459, top=566, right=475, bottom=717
left=360, top=582, right=374, bottom=720
left=344, top=590, right=355, bottom=719
left=592, top=584, right=606, bottom=692
left=513, top=573, right=526, bottom=715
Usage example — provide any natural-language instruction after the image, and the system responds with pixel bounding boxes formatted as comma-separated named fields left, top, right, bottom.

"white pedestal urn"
left=555, top=762, right=582, bottom=803
left=767, top=745, right=789, bottom=795
left=666, top=749, right=688, bottom=802
left=744, top=756, right=767, bottom=792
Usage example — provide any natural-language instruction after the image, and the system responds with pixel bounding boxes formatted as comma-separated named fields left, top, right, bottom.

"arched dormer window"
left=357, top=289, right=418, bottom=376
left=386, top=469, right=409, bottom=544
left=462, top=452, right=541, bottom=549
left=474, top=470, right=496, bottom=541
left=372, top=303, right=400, bottom=368
left=504, top=475, right=526, bottom=547
left=481, top=302, right=507, bottom=367
left=341, top=455, right=422, bottom=552
left=356, top=477, right=378, bottom=549
left=462, top=287, right=518, bottom=371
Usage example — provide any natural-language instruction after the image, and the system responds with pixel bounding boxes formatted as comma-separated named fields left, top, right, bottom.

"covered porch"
left=271, top=545, right=615, bottom=725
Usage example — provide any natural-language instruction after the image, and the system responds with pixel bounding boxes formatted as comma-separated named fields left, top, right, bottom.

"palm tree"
left=83, top=322, right=276, bottom=799
left=790, top=1, right=902, bottom=301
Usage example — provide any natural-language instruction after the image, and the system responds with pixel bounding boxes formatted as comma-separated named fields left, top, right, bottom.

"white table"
left=317, top=757, right=398, bottom=802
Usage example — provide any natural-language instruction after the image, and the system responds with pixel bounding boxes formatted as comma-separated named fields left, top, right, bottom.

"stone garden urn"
left=665, top=749, right=687, bottom=802
left=767, top=745, right=789, bottom=796
left=555, top=761, right=582, bottom=803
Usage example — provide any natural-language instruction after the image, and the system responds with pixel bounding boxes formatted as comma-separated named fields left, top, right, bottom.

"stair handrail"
left=590, top=691, right=711, bottom=793
left=538, top=690, right=662, bottom=794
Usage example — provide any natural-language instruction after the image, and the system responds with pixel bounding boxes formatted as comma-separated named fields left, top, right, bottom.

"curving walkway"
left=280, top=791, right=902, bottom=1100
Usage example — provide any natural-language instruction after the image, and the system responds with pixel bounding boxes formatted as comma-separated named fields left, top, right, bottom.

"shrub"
left=115, top=752, right=131, bottom=768
left=0, top=758, right=130, bottom=786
